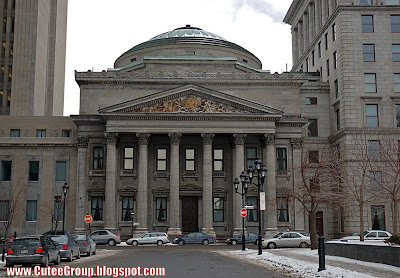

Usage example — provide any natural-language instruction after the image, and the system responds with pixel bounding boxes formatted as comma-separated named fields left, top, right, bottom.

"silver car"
left=341, top=230, right=392, bottom=241
left=90, top=230, right=121, bottom=246
left=126, top=232, right=169, bottom=246
left=262, top=232, right=310, bottom=249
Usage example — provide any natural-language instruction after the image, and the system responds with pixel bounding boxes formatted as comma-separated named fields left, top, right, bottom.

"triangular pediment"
left=99, top=85, right=283, bottom=115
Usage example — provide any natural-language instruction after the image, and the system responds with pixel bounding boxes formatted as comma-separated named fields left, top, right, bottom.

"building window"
left=91, top=197, right=103, bottom=221
left=276, top=148, right=287, bottom=171
left=277, top=197, right=289, bottom=222
left=213, top=149, right=223, bottom=171
left=306, top=58, right=309, bottom=72
left=333, top=52, right=338, bottom=69
left=10, top=129, right=20, bottom=137
left=55, top=161, right=66, bottom=181
left=324, top=33, right=328, bottom=50
left=1, top=161, right=11, bottom=181
left=36, top=129, right=46, bottom=137
left=306, top=97, right=317, bottom=105
left=156, top=197, right=167, bottom=222
left=326, top=59, right=330, bottom=76
left=371, top=205, right=385, bottom=230
left=308, top=119, right=318, bottom=137
left=335, top=79, right=339, bottom=98
left=246, top=147, right=257, bottom=169
left=368, top=140, right=380, bottom=159
left=391, top=15, right=400, bottom=32
left=93, top=147, right=104, bottom=170
left=213, top=197, right=224, bottom=222
left=393, top=44, right=400, bottom=61
left=309, top=150, right=320, bottom=163
left=363, top=44, right=375, bottom=62
left=336, top=108, right=341, bottom=130
left=54, top=198, right=63, bottom=222
left=122, top=196, right=134, bottom=222
left=396, top=105, right=400, bottom=127
left=62, top=130, right=72, bottom=138
left=362, top=15, right=374, bottom=33
left=26, top=201, right=37, bottom=221
left=366, top=104, right=379, bottom=127
left=332, top=24, right=336, bottom=41
left=364, top=73, right=377, bottom=92
left=320, top=67, right=323, bottom=79
left=394, top=74, right=400, bottom=92
left=310, top=177, right=320, bottom=193
left=185, top=149, right=195, bottom=171
left=123, top=147, right=134, bottom=170
left=0, top=201, right=9, bottom=221
left=28, top=161, right=39, bottom=182
left=312, top=50, right=315, bottom=66
left=247, top=196, right=258, bottom=222
left=388, top=0, right=400, bottom=4
left=318, top=41, right=322, bottom=58
left=359, top=0, right=372, bottom=5
left=369, top=171, right=382, bottom=189
left=156, top=148, right=167, bottom=171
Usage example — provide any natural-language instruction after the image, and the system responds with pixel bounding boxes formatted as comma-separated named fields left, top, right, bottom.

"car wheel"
left=267, top=242, right=277, bottom=249
left=76, top=251, right=81, bottom=259
left=157, top=240, right=163, bottom=246
left=6, top=262, right=14, bottom=268
left=87, top=248, right=91, bottom=257
left=231, top=240, right=237, bottom=245
left=93, top=248, right=96, bottom=255
left=108, top=239, right=116, bottom=246
left=55, top=254, right=61, bottom=265
left=202, top=239, right=209, bottom=246
left=178, top=240, right=185, bottom=246
left=41, top=255, right=49, bottom=267
left=299, top=242, right=309, bottom=248
left=132, top=240, right=139, bottom=246
left=67, top=252, right=73, bottom=262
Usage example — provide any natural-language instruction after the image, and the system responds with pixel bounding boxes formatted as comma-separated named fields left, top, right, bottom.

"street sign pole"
left=240, top=208, right=247, bottom=251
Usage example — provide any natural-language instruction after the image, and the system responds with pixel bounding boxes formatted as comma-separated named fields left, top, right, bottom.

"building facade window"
left=368, top=140, right=380, bottom=159
left=55, top=161, right=66, bottom=181
left=326, top=59, right=330, bottom=76
left=318, top=41, right=322, bottom=57
left=325, top=33, right=328, bottom=50
left=246, top=147, right=257, bottom=169
left=362, top=15, right=374, bottom=33
left=185, top=149, right=195, bottom=171
left=368, top=171, right=382, bottom=189
left=388, top=0, right=400, bottom=4
left=309, top=150, right=320, bottom=163
left=61, top=130, right=72, bottom=138
left=122, top=196, right=134, bottom=221
left=277, top=197, right=289, bottom=222
left=93, top=147, right=104, bottom=170
left=36, top=129, right=46, bottom=137
left=276, top=148, right=287, bottom=171
left=123, top=147, right=134, bottom=170
left=365, top=104, right=379, bottom=127
left=213, top=149, right=223, bottom=171
left=396, top=105, right=400, bottom=127
left=332, top=24, right=336, bottom=41
left=0, top=201, right=9, bottom=221
left=247, top=196, right=258, bottom=222
left=156, top=197, right=167, bottom=222
left=333, top=52, right=338, bottom=69
left=10, top=129, right=20, bottom=137
left=308, top=119, right=318, bottom=137
left=306, top=97, right=317, bottom=105
left=213, top=197, right=224, bottom=222
left=1, top=161, right=11, bottom=181
left=54, top=199, right=63, bottom=222
left=26, top=201, right=37, bottom=221
left=391, top=15, right=400, bottom=32
left=336, top=108, right=341, bottom=130
left=395, top=74, right=400, bottom=92
left=156, top=148, right=167, bottom=171
left=91, top=196, right=103, bottom=221
left=371, top=205, right=385, bottom=230
left=359, top=0, right=372, bottom=5
left=28, top=161, right=39, bottom=181
left=312, top=50, right=315, bottom=66
left=306, top=58, right=309, bottom=72
left=393, top=44, right=400, bottom=61
left=363, top=44, right=375, bottom=62
left=335, top=79, right=339, bottom=98
left=364, top=73, right=377, bottom=92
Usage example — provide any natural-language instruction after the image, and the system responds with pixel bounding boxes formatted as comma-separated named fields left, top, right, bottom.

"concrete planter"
left=325, top=241, right=400, bottom=267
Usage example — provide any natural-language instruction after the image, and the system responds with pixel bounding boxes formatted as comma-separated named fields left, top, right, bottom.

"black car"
left=226, top=232, right=259, bottom=245
left=6, top=236, right=60, bottom=267
left=72, top=234, right=96, bottom=256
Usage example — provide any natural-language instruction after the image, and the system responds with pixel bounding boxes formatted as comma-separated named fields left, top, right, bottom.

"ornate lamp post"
left=62, top=182, right=69, bottom=234
left=234, top=171, right=249, bottom=251
left=247, top=158, right=267, bottom=255
left=131, top=212, right=135, bottom=238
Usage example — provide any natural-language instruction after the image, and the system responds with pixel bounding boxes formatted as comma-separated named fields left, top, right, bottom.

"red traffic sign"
left=240, top=208, right=247, bottom=217
left=84, top=214, right=93, bottom=224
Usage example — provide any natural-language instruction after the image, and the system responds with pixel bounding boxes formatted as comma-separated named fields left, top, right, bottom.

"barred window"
left=276, top=148, right=287, bottom=171
left=122, top=196, right=134, bottom=221
left=156, top=197, right=167, bottom=222
left=91, top=197, right=103, bottom=221
left=277, top=197, right=289, bottom=222
left=93, top=147, right=104, bottom=170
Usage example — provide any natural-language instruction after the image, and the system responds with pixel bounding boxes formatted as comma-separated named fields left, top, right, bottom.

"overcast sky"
left=64, top=0, right=293, bottom=116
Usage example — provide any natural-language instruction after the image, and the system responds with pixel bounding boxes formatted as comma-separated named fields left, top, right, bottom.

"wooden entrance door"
left=182, top=196, right=198, bottom=232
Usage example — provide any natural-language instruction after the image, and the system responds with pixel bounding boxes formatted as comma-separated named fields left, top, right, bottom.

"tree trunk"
left=310, top=208, right=318, bottom=250
left=393, top=200, right=399, bottom=236
left=360, top=203, right=365, bottom=241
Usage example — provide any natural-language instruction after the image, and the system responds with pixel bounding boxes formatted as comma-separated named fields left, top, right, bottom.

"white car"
left=341, top=230, right=392, bottom=241
left=126, top=232, right=170, bottom=246
left=262, top=232, right=310, bottom=249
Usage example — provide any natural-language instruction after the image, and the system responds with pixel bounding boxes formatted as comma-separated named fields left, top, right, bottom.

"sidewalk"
left=217, top=248, right=400, bottom=278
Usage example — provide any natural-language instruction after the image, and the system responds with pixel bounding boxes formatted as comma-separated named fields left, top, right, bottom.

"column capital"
left=291, top=138, right=304, bottom=149
left=77, top=136, right=89, bottom=148
left=104, top=132, right=118, bottom=144
left=263, top=134, right=276, bottom=145
left=168, top=133, right=182, bottom=145
left=137, top=133, right=150, bottom=145
left=233, top=134, right=247, bottom=145
left=201, top=133, right=214, bottom=145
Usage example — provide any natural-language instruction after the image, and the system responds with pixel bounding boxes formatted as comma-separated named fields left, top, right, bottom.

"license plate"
left=20, top=249, right=28, bottom=254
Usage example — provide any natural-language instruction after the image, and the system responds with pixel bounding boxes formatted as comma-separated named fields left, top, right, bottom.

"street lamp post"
left=234, top=172, right=249, bottom=251
left=131, top=212, right=135, bottom=238
left=62, top=182, right=69, bottom=234
left=247, top=158, right=267, bottom=255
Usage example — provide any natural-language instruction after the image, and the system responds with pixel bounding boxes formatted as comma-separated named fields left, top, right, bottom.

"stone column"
left=263, top=134, right=279, bottom=238
left=315, top=0, right=321, bottom=34
left=308, top=3, right=314, bottom=45
left=292, top=27, right=298, bottom=65
left=298, top=20, right=303, bottom=57
left=201, top=133, right=216, bottom=236
left=136, top=133, right=150, bottom=234
left=167, top=133, right=182, bottom=235
left=328, top=0, right=335, bottom=17
left=321, top=0, right=327, bottom=26
left=104, top=132, right=118, bottom=229
left=303, top=13, right=308, bottom=51
left=233, top=134, right=246, bottom=234
left=291, top=138, right=305, bottom=232
left=74, top=136, right=89, bottom=232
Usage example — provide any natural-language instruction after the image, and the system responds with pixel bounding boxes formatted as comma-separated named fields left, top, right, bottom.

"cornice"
left=328, top=128, right=400, bottom=143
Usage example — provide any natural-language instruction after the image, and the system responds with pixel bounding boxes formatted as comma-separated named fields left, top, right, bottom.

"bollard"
left=318, top=235, right=326, bottom=271
left=13, top=231, right=17, bottom=238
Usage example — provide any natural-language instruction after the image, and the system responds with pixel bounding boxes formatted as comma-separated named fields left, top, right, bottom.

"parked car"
left=90, top=230, right=121, bottom=246
left=43, top=230, right=70, bottom=236
left=226, top=232, right=259, bottom=245
left=72, top=234, right=96, bottom=256
left=173, top=232, right=215, bottom=245
left=341, top=230, right=392, bottom=241
left=262, top=232, right=310, bottom=249
left=6, top=236, right=60, bottom=267
left=126, top=232, right=169, bottom=246
left=0, top=235, right=14, bottom=245
left=47, top=234, right=81, bottom=261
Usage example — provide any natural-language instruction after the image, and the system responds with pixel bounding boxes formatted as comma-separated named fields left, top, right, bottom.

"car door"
left=186, top=233, right=195, bottom=243
left=289, top=233, right=303, bottom=247
left=378, top=232, right=389, bottom=240
left=90, top=232, right=100, bottom=243
left=365, top=232, right=377, bottom=240
left=141, top=234, right=151, bottom=244
left=44, top=237, right=58, bottom=262
left=278, top=233, right=291, bottom=247
left=99, top=231, right=109, bottom=244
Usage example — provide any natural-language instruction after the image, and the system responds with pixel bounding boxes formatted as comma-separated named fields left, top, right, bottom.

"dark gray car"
left=47, top=234, right=81, bottom=261
left=72, top=234, right=96, bottom=256
left=174, top=232, right=216, bottom=245
left=6, top=236, right=60, bottom=267
left=226, top=232, right=259, bottom=245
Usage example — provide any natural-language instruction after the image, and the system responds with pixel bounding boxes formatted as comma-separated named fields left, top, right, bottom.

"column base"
left=232, top=228, right=247, bottom=236
left=167, top=228, right=182, bottom=237
left=201, top=228, right=216, bottom=238
left=263, top=228, right=279, bottom=238
left=73, top=228, right=87, bottom=234
left=133, top=228, right=149, bottom=235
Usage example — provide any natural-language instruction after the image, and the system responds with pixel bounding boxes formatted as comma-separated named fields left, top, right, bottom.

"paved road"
left=68, top=245, right=283, bottom=278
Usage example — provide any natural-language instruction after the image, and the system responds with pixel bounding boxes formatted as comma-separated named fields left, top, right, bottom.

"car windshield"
left=12, top=238, right=40, bottom=246
left=48, top=235, right=68, bottom=244
left=73, top=235, right=86, bottom=241
left=273, top=233, right=283, bottom=238
left=364, top=231, right=369, bottom=236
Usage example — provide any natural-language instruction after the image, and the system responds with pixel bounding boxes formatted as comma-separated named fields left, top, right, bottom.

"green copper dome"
left=149, top=25, right=226, bottom=41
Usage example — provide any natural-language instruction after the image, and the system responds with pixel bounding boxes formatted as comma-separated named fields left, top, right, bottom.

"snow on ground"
left=218, top=249, right=377, bottom=278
